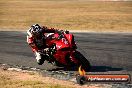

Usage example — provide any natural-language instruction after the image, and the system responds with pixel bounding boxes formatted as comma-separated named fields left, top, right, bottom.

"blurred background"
left=0, top=0, right=132, bottom=32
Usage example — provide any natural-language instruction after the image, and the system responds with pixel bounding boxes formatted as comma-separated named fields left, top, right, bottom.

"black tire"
left=74, top=51, right=91, bottom=71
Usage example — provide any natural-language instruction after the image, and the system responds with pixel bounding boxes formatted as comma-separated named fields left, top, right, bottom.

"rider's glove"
left=43, top=48, right=49, bottom=53
left=64, top=30, right=69, bottom=34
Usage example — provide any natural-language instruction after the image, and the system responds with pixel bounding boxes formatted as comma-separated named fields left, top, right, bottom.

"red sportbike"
left=42, top=30, right=91, bottom=71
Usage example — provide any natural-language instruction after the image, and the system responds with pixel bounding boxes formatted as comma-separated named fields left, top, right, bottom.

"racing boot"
left=35, top=52, right=44, bottom=65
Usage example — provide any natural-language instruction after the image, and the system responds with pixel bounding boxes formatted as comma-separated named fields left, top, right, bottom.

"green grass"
left=0, top=0, right=132, bottom=32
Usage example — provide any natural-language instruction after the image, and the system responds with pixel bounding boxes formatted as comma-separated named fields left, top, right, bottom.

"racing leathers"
left=27, top=26, right=60, bottom=65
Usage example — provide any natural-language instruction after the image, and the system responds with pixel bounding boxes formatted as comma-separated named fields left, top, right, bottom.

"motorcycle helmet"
left=30, top=24, right=42, bottom=38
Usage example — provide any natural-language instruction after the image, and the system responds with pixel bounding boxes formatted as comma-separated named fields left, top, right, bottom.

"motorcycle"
left=40, top=30, right=91, bottom=71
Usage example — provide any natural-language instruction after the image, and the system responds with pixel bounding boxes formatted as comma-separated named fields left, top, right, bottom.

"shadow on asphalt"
left=48, top=66, right=123, bottom=72
left=90, top=66, right=123, bottom=72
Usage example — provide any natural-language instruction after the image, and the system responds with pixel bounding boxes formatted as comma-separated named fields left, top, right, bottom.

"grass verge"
left=0, top=0, right=132, bottom=32
left=0, top=68, right=73, bottom=88
left=0, top=66, right=112, bottom=88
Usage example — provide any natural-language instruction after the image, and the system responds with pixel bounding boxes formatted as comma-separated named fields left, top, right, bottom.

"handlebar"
left=57, top=30, right=69, bottom=40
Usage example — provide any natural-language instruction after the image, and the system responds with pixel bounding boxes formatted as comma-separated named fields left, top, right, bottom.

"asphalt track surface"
left=0, top=31, right=132, bottom=73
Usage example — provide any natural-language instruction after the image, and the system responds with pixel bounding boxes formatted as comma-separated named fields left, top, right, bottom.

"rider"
left=27, top=24, right=63, bottom=65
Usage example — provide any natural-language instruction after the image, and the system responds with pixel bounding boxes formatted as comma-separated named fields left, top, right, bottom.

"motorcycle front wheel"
left=73, top=51, right=91, bottom=71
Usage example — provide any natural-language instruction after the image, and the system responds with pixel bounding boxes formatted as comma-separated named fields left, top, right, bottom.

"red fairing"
left=65, top=34, right=76, bottom=48
left=46, top=32, right=78, bottom=65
